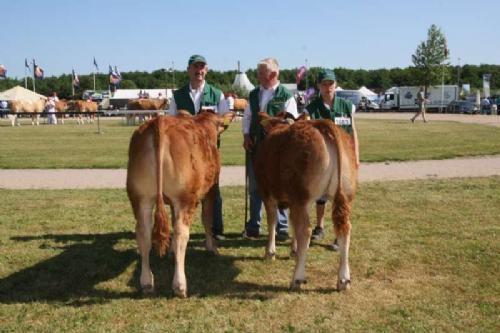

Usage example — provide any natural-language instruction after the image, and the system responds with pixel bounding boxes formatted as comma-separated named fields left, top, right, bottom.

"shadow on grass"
left=0, top=231, right=333, bottom=305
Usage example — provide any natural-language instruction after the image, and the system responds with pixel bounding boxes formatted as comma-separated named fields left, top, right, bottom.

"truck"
left=381, top=85, right=459, bottom=111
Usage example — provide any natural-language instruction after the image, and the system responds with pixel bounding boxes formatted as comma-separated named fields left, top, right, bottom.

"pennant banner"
left=72, top=69, right=80, bottom=88
left=296, top=65, right=307, bottom=84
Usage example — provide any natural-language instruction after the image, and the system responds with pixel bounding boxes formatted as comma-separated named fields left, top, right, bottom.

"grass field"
left=1, top=117, right=500, bottom=168
left=0, top=177, right=499, bottom=332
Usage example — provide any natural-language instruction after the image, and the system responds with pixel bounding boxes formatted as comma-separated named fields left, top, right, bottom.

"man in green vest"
left=306, top=68, right=360, bottom=250
left=242, top=57, right=299, bottom=240
left=168, top=54, right=230, bottom=241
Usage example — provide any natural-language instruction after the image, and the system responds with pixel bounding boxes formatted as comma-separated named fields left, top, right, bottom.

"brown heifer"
left=254, top=112, right=358, bottom=291
left=74, top=100, right=98, bottom=124
left=127, top=98, right=168, bottom=123
left=126, top=110, right=234, bottom=297
left=55, top=100, right=68, bottom=124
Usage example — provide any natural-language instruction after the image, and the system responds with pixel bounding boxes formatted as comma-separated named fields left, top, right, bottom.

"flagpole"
left=305, top=58, right=308, bottom=90
left=93, top=72, right=96, bottom=91
left=24, top=64, right=27, bottom=89
left=32, top=60, right=36, bottom=93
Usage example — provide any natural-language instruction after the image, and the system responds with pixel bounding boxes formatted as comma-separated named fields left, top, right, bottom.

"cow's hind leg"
left=133, top=199, right=155, bottom=294
left=332, top=193, right=352, bottom=291
left=289, top=204, right=311, bottom=290
left=172, top=206, right=195, bottom=298
left=263, top=199, right=277, bottom=260
left=201, top=186, right=218, bottom=255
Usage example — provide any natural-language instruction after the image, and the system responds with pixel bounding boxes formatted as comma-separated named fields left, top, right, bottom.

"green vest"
left=249, top=84, right=293, bottom=143
left=306, top=95, right=354, bottom=134
left=173, top=82, right=222, bottom=115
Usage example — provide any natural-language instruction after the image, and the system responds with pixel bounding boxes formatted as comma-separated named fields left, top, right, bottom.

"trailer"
left=381, top=85, right=459, bottom=111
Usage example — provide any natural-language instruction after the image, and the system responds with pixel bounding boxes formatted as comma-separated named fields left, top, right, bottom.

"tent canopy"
left=0, top=86, right=47, bottom=101
left=358, top=86, right=377, bottom=97
left=232, top=72, right=255, bottom=92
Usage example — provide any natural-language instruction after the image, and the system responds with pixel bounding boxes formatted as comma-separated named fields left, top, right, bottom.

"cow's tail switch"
left=152, top=118, right=170, bottom=256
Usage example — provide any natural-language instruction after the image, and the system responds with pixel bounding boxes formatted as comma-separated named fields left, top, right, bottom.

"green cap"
left=188, top=54, right=207, bottom=66
left=318, top=69, right=336, bottom=82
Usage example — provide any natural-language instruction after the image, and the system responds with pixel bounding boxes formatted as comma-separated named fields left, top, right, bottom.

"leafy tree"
left=411, top=24, right=450, bottom=91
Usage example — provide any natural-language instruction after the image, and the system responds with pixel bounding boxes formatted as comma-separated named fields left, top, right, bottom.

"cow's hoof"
left=173, top=287, right=188, bottom=298
left=141, top=284, right=155, bottom=296
left=337, top=279, right=351, bottom=291
left=290, top=279, right=307, bottom=290
left=209, top=248, right=220, bottom=256
left=264, top=252, right=276, bottom=261
left=289, top=249, right=297, bottom=259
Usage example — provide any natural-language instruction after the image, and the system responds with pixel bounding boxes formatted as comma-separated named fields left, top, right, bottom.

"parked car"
left=447, top=100, right=478, bottom=114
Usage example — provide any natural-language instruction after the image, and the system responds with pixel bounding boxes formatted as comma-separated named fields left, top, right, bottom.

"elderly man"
left=242, top=57, right=299, bottom=240
left=168, top=54, right=229, bottom=240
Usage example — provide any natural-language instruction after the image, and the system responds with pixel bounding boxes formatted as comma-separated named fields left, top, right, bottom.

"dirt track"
left=1, top=113, right=499, bottom=189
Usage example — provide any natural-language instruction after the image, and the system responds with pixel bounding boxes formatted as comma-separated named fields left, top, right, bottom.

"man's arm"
left=242, top=103, right=253, bottom=151
left=284, top=96, right=298, bottom=118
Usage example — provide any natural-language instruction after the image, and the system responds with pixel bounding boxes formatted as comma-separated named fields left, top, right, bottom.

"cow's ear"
left=297, top=111, right=310, bottom=121
left=222, top=112, right=235, bottom=126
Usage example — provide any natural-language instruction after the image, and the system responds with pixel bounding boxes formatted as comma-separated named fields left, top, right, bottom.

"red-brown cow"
left=126, top=111, right=234, bottom=297
left=254, top=112, right=358, bottom=291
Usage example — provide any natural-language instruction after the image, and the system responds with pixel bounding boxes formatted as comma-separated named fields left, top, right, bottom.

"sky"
left=1, top=0, right=499, bottom=79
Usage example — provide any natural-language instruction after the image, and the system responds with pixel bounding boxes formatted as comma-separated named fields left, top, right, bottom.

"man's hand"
left=243, top=134, right=254, bottom=151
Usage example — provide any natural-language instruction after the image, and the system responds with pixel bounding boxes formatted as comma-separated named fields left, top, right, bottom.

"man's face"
left=257, top=65, right=276, bottom=89
left=319, top=80, right=336, bottom=97
left=188, top=62, right=208, bottom=84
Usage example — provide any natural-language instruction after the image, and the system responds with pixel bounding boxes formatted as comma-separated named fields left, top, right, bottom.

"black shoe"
left=329, top=238, right=340, bottom=251
left=276, top=231, right=289, bottom=242
left=311, top=226, right=325, bottom=241
left=242, top=229, right=260, bottom=239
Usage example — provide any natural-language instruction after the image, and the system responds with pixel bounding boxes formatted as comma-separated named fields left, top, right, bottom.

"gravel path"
left=1, top=113, right=499, bottom=189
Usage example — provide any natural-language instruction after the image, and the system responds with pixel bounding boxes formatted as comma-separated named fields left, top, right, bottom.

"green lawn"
left=0, top=177, right=499, bottom=332
left=1, top=117, right=500, bottom=168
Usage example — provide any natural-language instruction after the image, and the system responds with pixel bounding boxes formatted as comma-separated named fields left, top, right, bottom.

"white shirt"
left=242, top=81, right=298, bottom=135
left=168, top=81, right=229, bottom=116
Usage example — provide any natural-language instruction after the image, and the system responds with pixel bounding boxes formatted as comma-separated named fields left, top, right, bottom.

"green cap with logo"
left=188, top=54, right=207, bottom=66
left=318, top=68, right=336, bottom=82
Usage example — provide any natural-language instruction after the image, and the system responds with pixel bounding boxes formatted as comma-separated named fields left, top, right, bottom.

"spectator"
left=242, top=57, right=298, bottom=240
left=306, top=68, right=359, bottom=251
left=168, top=54, right=230, bottom=240
left=46, top=92, right=59, bottom=125
left=411, top=86, right=428, bottom=123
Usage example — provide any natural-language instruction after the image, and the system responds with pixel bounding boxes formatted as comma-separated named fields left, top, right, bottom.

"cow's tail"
left=152, top=117, right=170, bottom=256
left=316, top=122, right=351, bottom=237
left=331, top=126, right=351, bottom=238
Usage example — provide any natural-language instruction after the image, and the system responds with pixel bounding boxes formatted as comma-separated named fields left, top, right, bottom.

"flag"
left=33, top=60, right=44, bottom=79
left=72, top=69, right=80, bottom=88
left=109, top=65, right=121, bottom=85
left=25, top=58, right=30, bottom=71
left=296, top=65, right=307, bottom=84
left=0, top=65, right=6, bottom=78
left=93, top=57, right=99, bottom=71
left=443, top=39, right=449, bottom=58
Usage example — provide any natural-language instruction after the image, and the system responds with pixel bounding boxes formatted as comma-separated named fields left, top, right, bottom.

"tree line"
left=0, top=63, right=498, bottom=99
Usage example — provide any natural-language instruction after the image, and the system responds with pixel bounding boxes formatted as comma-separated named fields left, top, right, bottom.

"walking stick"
left=244, top=150, right=249, bottom=228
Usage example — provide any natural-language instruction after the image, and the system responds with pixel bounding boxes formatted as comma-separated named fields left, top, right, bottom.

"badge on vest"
left=201, top=105, right=216, bottom=112
left=334, top=117, right=351, bottom=126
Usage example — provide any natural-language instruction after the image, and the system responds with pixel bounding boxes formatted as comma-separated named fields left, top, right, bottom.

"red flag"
left=296, top=65, right=307, bottom=84
left=0, top=65, right=6, bottom=78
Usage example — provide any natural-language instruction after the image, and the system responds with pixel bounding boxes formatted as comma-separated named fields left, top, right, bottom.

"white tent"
left=358, top=86, right=377, bottom=97
left=232, top=72, right=255, bottom=92
left=0, top=86, right=47, bottom=101
left=335, top=86, right=343, bottom=91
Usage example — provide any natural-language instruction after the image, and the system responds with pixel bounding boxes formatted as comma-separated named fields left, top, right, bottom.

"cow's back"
left=256, top=119, right=357, bottom=205
left=127, top=115, right=220, bottom=205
